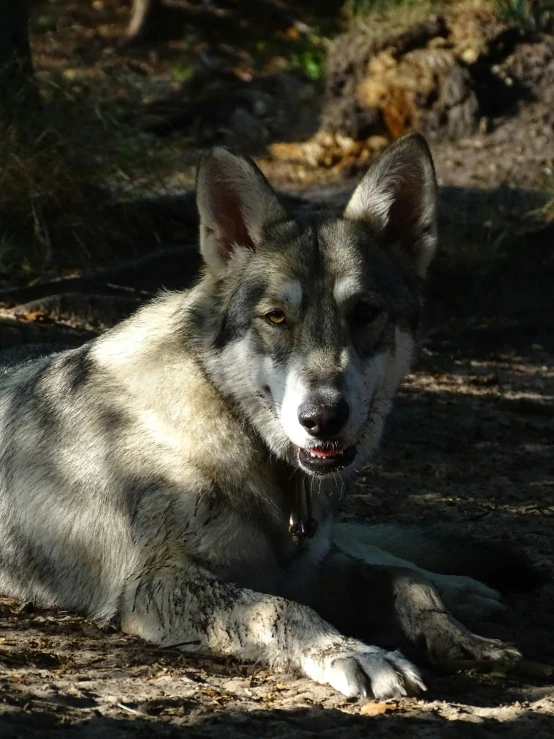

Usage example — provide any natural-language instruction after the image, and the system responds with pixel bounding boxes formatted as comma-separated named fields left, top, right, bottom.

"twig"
left=0, top=245, right=201, bottom=308
left=117, top=702, right=142, bottom=716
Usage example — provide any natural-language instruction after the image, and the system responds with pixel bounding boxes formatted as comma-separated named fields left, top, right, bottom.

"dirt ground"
left=1, top=278, right=553, bottom=737
left=1, top=1, right=554, bottom=736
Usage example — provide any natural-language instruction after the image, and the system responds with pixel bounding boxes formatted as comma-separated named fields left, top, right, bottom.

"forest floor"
left=1, top=1, right=553, bottom=736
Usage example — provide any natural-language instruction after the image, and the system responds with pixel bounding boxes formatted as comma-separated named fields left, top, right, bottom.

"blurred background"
left=0, top=0, right=552, bottom=284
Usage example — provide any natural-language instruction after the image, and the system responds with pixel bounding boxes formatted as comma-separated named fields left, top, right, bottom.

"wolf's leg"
left=308, top=550, right=520, bottom=665
left=120, top=563, right=424, bottom=699
left=332, top=523, right=504, bottom=622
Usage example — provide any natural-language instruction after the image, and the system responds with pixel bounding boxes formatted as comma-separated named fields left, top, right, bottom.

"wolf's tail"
left=333, top=522, right=548, bottom=594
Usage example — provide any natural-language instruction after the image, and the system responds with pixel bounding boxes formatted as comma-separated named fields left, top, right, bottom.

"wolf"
left=0, top=134, right=540, bottom=699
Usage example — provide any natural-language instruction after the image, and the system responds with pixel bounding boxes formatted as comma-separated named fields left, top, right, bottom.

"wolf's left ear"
left=196, top=148, right=286, bottom=278
left=343, top=133, right=437, bottom=277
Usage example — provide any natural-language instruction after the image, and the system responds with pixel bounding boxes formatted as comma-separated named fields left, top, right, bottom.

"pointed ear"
left=344, top=133, right=437, bottom=277
left=196, top=147, right=287, bottom=278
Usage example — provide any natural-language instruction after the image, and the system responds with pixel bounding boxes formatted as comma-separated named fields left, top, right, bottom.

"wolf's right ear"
left=343, top=133, right=437, bottom=277
left=196, top=148, right=286, bottom=278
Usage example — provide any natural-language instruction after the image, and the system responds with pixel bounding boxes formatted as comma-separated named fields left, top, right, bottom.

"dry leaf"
left=360, top=701, right=398, bottom=716
left=284, top=26, right=301, bottom=41
left=18, top=311, right=46, bottom=322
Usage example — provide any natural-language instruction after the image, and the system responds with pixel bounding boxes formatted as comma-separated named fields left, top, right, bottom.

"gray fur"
left=0, top=135, right=522, bottom=700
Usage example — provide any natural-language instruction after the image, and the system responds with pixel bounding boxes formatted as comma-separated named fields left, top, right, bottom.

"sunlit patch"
left=279, top=280, right=302, bottom=310
left=333, top=275, right=363, bottom=306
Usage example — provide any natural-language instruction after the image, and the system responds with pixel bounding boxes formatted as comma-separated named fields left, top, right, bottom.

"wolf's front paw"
left=392, top=570, right=521, bottom=666
left=428, top=572, right=505, bottom=622
left=432, top=630, right=522, bottom=664
left=303, top=639, right=426, bottom=699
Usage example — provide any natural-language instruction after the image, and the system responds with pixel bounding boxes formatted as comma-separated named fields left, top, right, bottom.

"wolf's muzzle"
left=297, top=397, right=350, bottom=439
left=298, top=444, right=357, bottom=475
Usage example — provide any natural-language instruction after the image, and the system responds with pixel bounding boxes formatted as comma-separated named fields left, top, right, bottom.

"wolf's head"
left=194, top=134, right=437, bottom=479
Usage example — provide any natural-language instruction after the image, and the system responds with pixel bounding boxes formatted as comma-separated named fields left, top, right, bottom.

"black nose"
left=298, top=398, right=350, bottom=438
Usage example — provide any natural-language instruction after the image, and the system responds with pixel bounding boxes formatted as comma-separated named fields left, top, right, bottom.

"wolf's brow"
left=278, top=280, right=302, bottom=309
left=333, top=276, right=363, bottom=305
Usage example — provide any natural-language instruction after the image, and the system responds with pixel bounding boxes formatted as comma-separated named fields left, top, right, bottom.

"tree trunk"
left=125, top=0, right=163, bottom=45
left=0, top=0, right=41, bottom=137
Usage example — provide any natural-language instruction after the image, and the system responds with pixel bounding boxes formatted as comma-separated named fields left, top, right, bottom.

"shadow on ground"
left=1, top=694, right=554, bottom=737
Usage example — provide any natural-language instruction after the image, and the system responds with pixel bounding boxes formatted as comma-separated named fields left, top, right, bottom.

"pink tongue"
left=310, top=448, right=339, bottom=458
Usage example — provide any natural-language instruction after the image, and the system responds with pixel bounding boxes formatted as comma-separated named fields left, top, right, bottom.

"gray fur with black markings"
left=0, top=135, right=526, bottom=699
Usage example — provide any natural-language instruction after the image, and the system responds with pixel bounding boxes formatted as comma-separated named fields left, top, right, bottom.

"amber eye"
left=351, top=302, right=381, bottom=324
left=265, top=309, right=286, bottom=326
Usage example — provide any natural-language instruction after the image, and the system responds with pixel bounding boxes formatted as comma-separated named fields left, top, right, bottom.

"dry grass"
left=0, top=73, right=164, bottom=278
left=343, top=0, right=440, bottom=35
left=341, top=0, right=534, bottom=36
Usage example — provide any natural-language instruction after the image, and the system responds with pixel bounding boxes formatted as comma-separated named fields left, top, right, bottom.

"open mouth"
left=298, top=444, right=357, bottom=475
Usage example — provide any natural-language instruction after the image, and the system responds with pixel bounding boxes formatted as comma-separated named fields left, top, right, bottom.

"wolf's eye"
left=265, top=309, right=286, bottom=326
left=351, top=302, right=381, bottom=324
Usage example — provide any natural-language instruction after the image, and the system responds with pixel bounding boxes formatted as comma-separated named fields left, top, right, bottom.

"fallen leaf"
left=360, top=701, right=398, bottom=716
left=17, top=311, right=47, bottom=322
left=284, top=26, right=301, bottom=40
